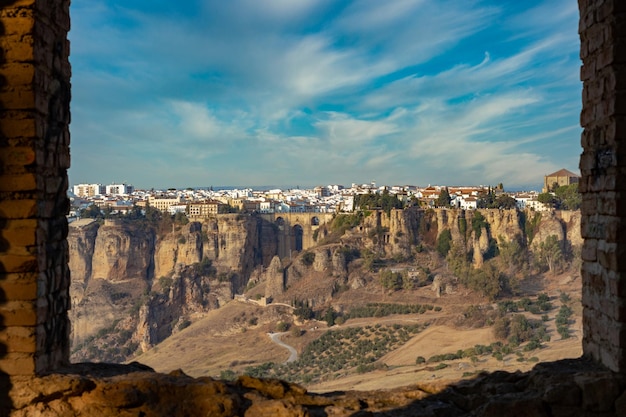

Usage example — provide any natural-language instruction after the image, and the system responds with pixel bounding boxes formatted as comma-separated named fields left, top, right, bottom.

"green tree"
left=144, top=205, right=162, bottom=223
left=471, top=211, right=487, bottom=239
left=173, top=211, right=189, bottom=225
left=379, top=270, right=403, bottom=291
left=323, top=308, right=336, bottom=326
left=537, top=192, right=556, bottom=207
left=293, top=299, right=314, bottom=320
left=355, top=189, right=404, bottom=214
left=436, top=229, right=453, bottom=257
left=497, top=236, right=526, bottom=292
left=276, top=321, right=289, bottom=332
left=494, top=194, right=517, bottom=209
left=80, top=204, right=103, bottom=219
left=446, top=243, right=470, bottom=281
left=554, top=184, right=581, bottom=210
left=536, top=235, right=563, bottom=275
left=477, top=187, right=496, bottom=208
left=436, top=188, right=452, bottom=208
left=126, top=205, right=144, bottom=220
left=466, top=262, right=504, bottom=300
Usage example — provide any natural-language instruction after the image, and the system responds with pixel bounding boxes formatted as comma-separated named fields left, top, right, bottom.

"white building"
left=259, top=200, right=275, bottom=213
left=457, top=196, right=478, bottom=210
left=105, top=183, right=134, bottom=196
left=147, top=195, right=182, bottom=212
left=73, top=183, right=104, bottom=198
left=339, top=194, right=355, bottom=212
left=168, top=204, right=188, bottom=215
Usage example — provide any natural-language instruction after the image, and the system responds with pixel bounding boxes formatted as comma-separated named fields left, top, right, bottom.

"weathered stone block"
left=0, top=300, right=37, bottom=326
left=0, top=326, right=36, bottom=353
left=0, top=278, right=37, bottom=300
left=0, top=254, right=38, bottom=273
left=0, top=353, right=35, bottom=375
left=0, top=174, right=37, bottom=192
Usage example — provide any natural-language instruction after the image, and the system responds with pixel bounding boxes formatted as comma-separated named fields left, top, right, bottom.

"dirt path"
left=268, top=332, right=298, bottom=363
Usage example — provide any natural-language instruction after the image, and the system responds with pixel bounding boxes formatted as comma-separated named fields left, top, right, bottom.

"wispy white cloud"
left=68, top=0, right=581, bottom=189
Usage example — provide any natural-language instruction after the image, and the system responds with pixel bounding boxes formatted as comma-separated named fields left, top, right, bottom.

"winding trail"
left=268, top=332, right=298, bottom=363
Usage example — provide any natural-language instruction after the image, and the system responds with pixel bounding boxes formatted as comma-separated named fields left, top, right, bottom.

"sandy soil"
left=137, top=302, right=294, bottom=377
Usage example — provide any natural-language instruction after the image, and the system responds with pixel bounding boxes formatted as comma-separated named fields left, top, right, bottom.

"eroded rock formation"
left=7, top=359, right=626, bottom=417
left=68, top=208, right=582, bottom=360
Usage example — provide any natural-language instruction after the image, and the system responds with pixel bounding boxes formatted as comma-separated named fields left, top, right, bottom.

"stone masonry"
left=0, top=0, right=71, bottom=376
left=3, top=0, right=626, bottom=415
left=579, top=0, right=626, bottom=372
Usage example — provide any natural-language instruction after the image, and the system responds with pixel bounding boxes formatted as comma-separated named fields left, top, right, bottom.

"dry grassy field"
left=136, top=271, right=582, bottom=392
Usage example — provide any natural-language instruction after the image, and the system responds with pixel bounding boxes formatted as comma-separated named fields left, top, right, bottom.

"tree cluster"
left=436, top=188, right=451, bottom=208
left=355, top=189, right=404, bottom=214
left=476, top=188, right=517, bottom=209
left=537, top=183, right=581, bottom=210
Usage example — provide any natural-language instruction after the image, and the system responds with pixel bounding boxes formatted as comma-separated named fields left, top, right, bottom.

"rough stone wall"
left=1, top=0, right=626, bottom=415
left=0, top=0, right=71, bottom=376
left=579, top=0, right=626, bottom=372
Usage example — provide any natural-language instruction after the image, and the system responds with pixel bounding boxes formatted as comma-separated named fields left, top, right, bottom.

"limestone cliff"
left=264, top=256, right=285, bottom=299
left=154, top=222, right=203, bottom=279
left=90, top=220, right=156, bottom=282
left=137, top=263, right=226, bottom=351
left=69, top=214, right=279, bottom=361
left=357, top=208, right=580, bottom=268
left=67, top=220, right=99, bottom=304
left=69, top=220, right=155, bottom=348
left=69, top=208, right=582, bottom=363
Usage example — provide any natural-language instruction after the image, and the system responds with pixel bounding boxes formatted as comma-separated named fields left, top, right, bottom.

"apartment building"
left=147, top=195, right=182, bottom=212
left=73, top=183, right=104, bottom=197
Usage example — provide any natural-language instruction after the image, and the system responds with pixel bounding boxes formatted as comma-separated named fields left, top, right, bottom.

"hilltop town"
left=70, top=169, right=580, bottom=218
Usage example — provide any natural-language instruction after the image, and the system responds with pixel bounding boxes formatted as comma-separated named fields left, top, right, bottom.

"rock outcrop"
left=358, top=208, right=581, bottom=268
left=264, top=256, right=285, bottom=298
left=7, top=359, right=626, bottom=417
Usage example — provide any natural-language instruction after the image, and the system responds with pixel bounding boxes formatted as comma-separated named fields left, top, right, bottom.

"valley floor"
left=135, top=269, right=583, bottom=393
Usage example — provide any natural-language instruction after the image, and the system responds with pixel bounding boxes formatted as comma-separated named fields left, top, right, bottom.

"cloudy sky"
left=68, top=0, right=581, bottom=190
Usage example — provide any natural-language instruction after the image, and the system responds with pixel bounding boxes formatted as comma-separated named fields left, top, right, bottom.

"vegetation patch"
left=243, top=324, right=425, bottom=384
left=346, top=303, right=436, bottom=319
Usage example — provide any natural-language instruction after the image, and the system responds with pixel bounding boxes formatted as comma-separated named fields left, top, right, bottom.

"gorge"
left=67, top=208, right=582, bottom=365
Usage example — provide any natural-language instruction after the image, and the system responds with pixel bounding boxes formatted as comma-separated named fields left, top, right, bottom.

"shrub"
left=220, top=370, right=237, bottom=381
left=178, top=319, right=191, bottom=331
left=158, top=276, right=173, bottom=291
left=276, top=321, right=289, bottom=332
left=436, top=229, right=452, bottom=257
left=523, top=340, right=542, bottom=351
left=301, top=252, right=315, bottom=266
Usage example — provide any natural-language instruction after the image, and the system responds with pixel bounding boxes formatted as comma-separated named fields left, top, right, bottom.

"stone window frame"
left=0, top=0, right=623, bottom=383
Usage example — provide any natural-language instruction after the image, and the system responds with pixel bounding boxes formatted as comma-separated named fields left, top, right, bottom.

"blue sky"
left=68, top=0, right=581, bottom=190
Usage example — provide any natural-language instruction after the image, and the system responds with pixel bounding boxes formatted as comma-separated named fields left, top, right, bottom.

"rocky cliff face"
left=69, top=208, right=582, bottom=362
left=137, top=264, right=226, bottom=351
left=70, top=220, right=156, bottom=348
left=357, top=208, right=581, bottom=267
left=69, top=215, right=279, bottom=359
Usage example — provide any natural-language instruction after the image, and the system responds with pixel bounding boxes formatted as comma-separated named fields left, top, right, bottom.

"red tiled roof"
left=545, top=168, right=580, bottom=178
